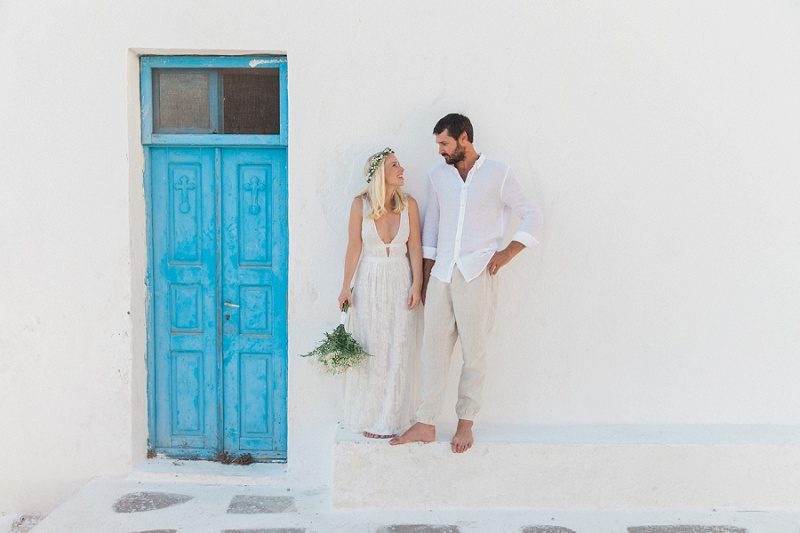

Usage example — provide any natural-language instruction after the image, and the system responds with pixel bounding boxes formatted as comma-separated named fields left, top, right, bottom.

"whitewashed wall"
left=1, top=0, right=799, bottom=514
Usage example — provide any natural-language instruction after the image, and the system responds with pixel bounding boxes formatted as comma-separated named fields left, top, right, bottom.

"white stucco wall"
left=1, top=0, right=799, bottom=514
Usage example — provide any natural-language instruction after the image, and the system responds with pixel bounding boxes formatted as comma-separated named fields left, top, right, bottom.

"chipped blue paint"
left=143, top=56, right=288, bottom=461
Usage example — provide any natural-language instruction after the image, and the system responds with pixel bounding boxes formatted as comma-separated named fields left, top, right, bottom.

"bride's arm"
left=407, top=196, right=423, bottom=309
left=338, top=197, right=363, bottom=310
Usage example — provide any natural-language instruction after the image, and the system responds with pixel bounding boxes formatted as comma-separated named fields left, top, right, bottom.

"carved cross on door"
left=243, top=174, right=266, bottom=215
left=175, top=175, right=196, bottom=214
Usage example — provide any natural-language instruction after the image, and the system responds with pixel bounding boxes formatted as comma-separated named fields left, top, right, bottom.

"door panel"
left=150, top=147, right=220, bottom=454
left=221, top=148, right=288, bottom=460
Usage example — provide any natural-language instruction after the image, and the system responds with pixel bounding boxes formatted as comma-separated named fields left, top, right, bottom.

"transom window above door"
left=154, top=68, right=280, bottom=134
left=141, top=56, right=287, bottom=145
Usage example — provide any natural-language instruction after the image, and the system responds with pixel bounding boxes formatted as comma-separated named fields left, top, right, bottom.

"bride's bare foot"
left=451, top=419, right=474, bottom=453
left=363, top=431, right=396, bottom=439
left=389, top=422, right=435, bottom=445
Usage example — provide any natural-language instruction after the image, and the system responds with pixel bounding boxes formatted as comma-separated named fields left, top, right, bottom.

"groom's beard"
left=443, top=144, right=466, bottom=165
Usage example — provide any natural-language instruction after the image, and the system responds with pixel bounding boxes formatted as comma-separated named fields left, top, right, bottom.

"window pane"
left=154, top=70, right=211, bottom=132
left=222, top=69, right=280, bottom=134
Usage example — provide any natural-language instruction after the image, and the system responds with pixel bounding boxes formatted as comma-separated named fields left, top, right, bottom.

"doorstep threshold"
left=129, top=457, right=288, bottom=485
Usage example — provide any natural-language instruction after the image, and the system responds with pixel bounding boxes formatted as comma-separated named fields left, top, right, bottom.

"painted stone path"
left=30, top=476, right=797, bottom=533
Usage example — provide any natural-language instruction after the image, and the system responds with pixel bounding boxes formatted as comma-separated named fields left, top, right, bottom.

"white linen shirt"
left=422, top=154, right=538, bottom=283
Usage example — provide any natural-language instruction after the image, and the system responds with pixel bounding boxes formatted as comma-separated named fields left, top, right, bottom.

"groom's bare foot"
left=451, top=419, right=474, bottom=453
left=389, top=422, right=435, bottom=445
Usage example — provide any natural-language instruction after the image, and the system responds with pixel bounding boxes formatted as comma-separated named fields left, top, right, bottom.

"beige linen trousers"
left=415, top=267, right=498, bottom=424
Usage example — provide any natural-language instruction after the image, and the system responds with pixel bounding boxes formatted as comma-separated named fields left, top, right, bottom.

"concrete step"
left=333, top=424, right=800, bottom=509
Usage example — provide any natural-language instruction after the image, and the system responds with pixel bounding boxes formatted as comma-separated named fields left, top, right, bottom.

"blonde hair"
left=358, top=149, right=408, bottom=220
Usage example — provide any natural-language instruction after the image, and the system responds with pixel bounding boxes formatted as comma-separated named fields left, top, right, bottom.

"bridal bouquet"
left=301, top=301, right=370, bottom=374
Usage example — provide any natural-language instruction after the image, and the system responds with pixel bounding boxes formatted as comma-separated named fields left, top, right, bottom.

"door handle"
left=223, top=302, right=240, bottom=308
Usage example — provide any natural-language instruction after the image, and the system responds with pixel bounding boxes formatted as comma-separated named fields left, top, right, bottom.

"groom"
left=391, top=113, right=538, bottom=453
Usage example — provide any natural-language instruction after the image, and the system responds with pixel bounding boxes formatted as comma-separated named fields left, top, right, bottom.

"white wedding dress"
left=343, top=197, right=420, bottom=436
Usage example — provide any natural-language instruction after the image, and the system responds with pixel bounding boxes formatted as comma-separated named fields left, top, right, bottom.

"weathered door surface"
left=220, top=148, right=287, bottom=457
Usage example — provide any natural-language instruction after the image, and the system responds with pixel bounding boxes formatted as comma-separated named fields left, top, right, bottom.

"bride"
left=339, top=148, right=423, bottom=438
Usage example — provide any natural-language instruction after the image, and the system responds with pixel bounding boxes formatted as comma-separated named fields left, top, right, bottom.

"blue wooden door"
left=221, top=148, right=287, bottom=458
left=144, top=56, right=288, bottom=461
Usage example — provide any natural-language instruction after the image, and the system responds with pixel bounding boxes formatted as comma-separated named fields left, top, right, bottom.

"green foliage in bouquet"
left=301, top=301, right=371, bottom=374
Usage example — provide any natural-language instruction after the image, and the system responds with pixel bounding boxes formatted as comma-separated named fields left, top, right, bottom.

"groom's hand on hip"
left=487, top=241, right=525, bottom=275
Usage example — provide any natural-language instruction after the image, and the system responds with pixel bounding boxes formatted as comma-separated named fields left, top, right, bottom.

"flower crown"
left=366, top=147, right=394, bottom=183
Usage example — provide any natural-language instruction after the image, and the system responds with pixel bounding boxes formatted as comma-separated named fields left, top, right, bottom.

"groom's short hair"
left=433, top=113, right=474, bottom=143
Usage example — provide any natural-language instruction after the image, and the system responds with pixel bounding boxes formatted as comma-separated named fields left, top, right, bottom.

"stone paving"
left=522, top=526, right=575, bottom=533
left=1, top=514, right=42, bottom=533
left=114, top=493, right=194, bottom=513
left=105, top=490, right=757, bottom=533
left=628, top=525, right=747, bottom=533
left=28, top=476, right=800, bottom=533
left=227, top=496, right=297, bottom=514
left=220, top=529, right=306, bottom=533
left=376, top=526, right=461, bottom=533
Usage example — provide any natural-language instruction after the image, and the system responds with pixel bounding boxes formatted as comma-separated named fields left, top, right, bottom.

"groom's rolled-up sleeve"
left=501, top=169, right=539, bottom=247
left=422, top=175, right=439, bottom=260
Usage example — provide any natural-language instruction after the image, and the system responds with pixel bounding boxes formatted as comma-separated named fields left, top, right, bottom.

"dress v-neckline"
left=372, top=211, right=402, bottom=245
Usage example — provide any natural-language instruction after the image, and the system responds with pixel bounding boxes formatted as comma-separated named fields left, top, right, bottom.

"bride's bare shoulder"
left=350, top=195, right=365, bottom=216
left=404, top=194, right=419, bottom=214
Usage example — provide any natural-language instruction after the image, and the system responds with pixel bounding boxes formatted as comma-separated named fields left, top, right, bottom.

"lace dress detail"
left=343, top=197, right=420, bottom=435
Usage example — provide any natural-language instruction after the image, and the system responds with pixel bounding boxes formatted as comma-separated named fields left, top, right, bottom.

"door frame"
left=140, top=55, right=289, bottom=459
